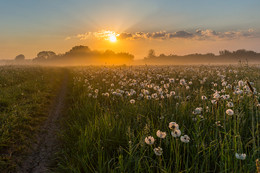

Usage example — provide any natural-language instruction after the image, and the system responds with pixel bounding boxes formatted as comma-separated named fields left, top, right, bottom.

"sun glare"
left=109, top=35, right=117, bottom=42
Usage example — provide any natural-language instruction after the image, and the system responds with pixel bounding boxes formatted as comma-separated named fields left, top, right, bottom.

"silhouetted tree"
left=64, top=45, right=91, bottom=56
left=146, top=49, right=156, bottom=59
left=143, top=48, right=260, bottom=64
left=205, top=53, right=215, bottom=56
left=219, top=50, right=231, bottom=56
left=34, top=51, right=56, bottom=61
left=15, top=54, right=25, bottom=61
left=31, top=45, right=134, bottom=65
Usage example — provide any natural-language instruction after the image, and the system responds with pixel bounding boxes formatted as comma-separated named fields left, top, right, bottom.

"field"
left=57, top=65, right=259, bottom=172
left=0, top=65, right=259, bottom=172
left=0, top=66, right=64, bottom=171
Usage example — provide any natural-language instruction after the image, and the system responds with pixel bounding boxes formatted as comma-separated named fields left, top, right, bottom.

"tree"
left=15, top=54, right=25, bottom=61
left=65, top=45, right=91, bottom=56
left=146, top=49, right=156, bottom=59
left=219, top=50, right=231, bottom=56
left=34, top=51, right=56, bottom=61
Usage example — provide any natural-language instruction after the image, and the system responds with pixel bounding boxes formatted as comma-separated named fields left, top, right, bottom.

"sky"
left=0, top=0, right=260, bottom=59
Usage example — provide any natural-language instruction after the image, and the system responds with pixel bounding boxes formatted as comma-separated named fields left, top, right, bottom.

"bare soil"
left=17, top=70, right=68, bottom=173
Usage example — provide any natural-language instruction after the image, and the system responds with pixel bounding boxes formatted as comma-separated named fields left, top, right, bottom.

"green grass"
left=0, top=65, right=258, bottom=172
left=56, top=65, right=259, bottom=173
left=0, top=65, right=64, bottom=172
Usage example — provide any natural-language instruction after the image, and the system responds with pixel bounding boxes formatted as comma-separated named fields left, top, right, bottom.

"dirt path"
left=18, top=69, right=68, bottom=173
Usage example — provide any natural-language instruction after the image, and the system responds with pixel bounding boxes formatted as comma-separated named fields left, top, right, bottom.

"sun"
left=109, top=35, right=117, bottom=42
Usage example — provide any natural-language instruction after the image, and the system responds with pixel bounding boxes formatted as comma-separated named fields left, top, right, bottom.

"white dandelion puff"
left=171, top=129, right=181, bottom=137
left=235, top=153, right=246, bottom=160
left=169, top=122, right=179, bottom=130
left=145, top=136, right=155, bottom=145
left=180, top=135, right=190, bottom=143
left=156, top=130, right=167, bottom=139
left=226, top=109, right=234, bottom=116
left=153, top=147, right=163, bottom=156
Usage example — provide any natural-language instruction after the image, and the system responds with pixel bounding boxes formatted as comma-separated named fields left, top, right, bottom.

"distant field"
left=0, top=65, right=259, bottom=172
left=0, top=66, right=63, bottom=171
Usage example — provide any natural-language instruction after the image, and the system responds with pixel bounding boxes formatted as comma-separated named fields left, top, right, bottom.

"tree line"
left=144, top=49, right=260, bottom=64
left=15, top=45, right=134, bottom=65
left=15, top=47, right=260, bottom=64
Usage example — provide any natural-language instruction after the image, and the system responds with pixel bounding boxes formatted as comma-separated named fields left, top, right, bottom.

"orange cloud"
left=70, top=29, right=258, bottom=41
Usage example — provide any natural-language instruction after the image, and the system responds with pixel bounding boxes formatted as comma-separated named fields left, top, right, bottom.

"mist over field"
left=1, top=46, right=260, bottom=66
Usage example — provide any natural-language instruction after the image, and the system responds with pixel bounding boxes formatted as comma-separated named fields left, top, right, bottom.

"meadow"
left=0, top=66, right=63, bottom=171
left=0, top=65, right=259, bottom=172
left=56, top=65, right=259, bottom=172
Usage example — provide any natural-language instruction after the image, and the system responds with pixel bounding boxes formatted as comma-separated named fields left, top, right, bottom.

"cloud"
left=70, top=29, right=258, bottom=41
left=169, top=31, right=193, bottom=38
left=194, top=29, right=256, bottom=40
left=118, top=32, right=133, bottom=40
left=77, top=32, right=92, bottom=40
left=148, top=31, right=168, bottom=39
left=77, top=30, right=119, bottom=41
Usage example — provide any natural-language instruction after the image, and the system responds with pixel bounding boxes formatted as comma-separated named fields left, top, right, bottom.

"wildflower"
left=198, top=115, right=204, bottom=119
left=180, top=135, right=190, bottom=143
left=238, top=80, right=244, bottom=87
left=201, top=96, right=207, bottom=100
left=235, top=153, right=246, bottom=160
left=222, top=81, right=227, bottom=87
left=215, top=121, right=221, bottom=127
left=145, top=95, right=151, bottom=100
left=226, top=84, right=232, bottom=89
left=169, top=122, right=179, bottom=130
left=226, top=109, right=234, bottom=116
left=233, top=89, right=241, bottom=95
left=169, top=78, right=175, bottom=83
left=145, top=136, right=155, bottom=145
left=103, top=92, right=109, bottom=97
left=164, top=84, right=169, bottom=88
left=193, top=107, right=202, bottom=115
left=153, top=147, right=163, bottom=156
left=192, top=117, right=197, bottom=121
left=211, top=100, right=217, bottom=104
left=227, top=102, right=234, bottom=107
left=170, top=91, right=175, bottom=96
left=171, top=129, right=181, bottom=137
left=151, top=93, right=158, bottom=99
left=213, top=92, right=220, bottom=99
left=130, top=99, right=135, bottom=104
left=222, top=94, right=230, bottom=100
left=180, top=79, right=186, bottom=85
left=156, top=130, right=167, bottom=139
left=206, top=106, right=209, bottom=112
